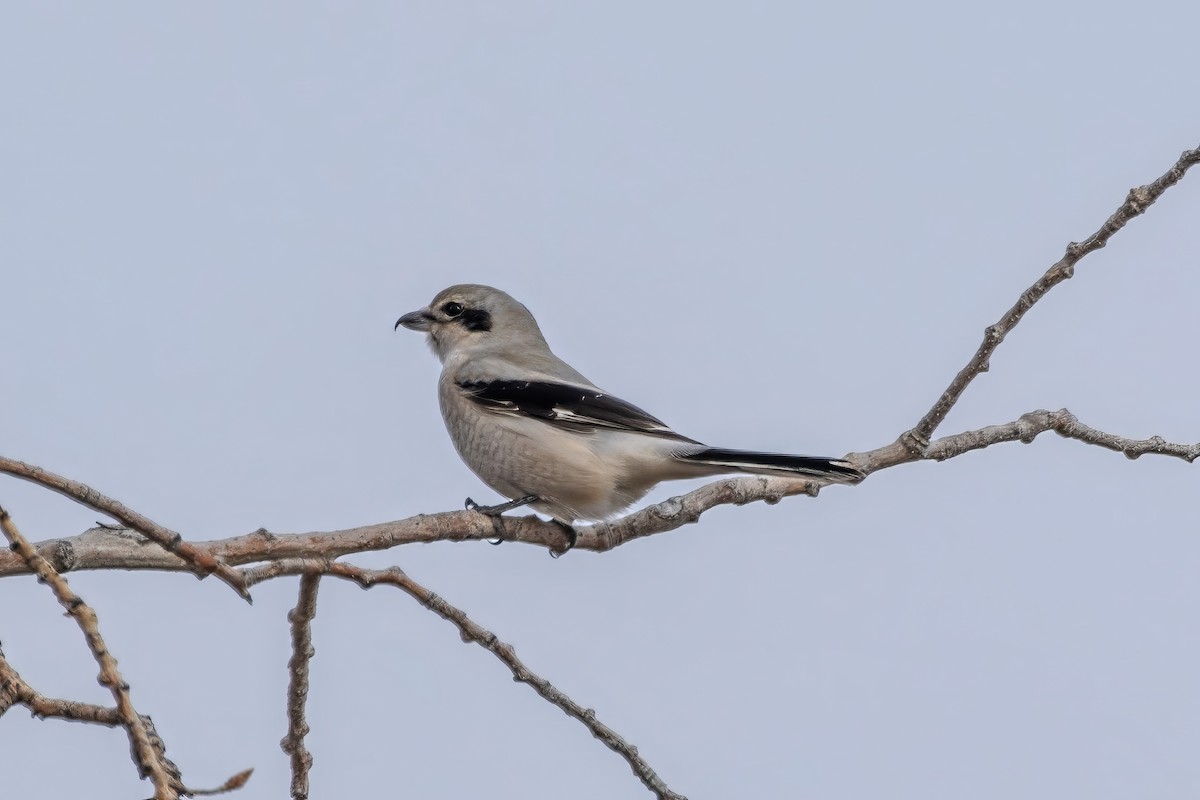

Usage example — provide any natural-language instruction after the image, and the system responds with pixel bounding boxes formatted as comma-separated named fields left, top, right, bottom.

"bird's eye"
left=442, top=301, right=465, bottom=317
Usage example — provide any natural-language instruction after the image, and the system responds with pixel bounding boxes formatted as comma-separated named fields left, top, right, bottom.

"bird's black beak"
left=395, top=309, right=435, bottom=332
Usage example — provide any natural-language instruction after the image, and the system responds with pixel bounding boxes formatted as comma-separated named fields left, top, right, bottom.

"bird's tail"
left=677, top=447, right=865, bottom=484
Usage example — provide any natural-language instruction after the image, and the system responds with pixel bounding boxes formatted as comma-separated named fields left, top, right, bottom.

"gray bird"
left=396, top=284, right=863, bottom=546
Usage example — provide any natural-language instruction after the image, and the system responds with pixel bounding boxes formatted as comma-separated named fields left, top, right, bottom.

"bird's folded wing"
left=457, top=379, right=697, bottom=442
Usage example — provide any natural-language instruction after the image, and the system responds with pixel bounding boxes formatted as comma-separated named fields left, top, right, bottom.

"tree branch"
left=3, top=647, right=125, bottom=723
left=0, top=456, right=251, bottom=601
left=926, top=408, right=1200, bottom=463
left=0, top=654, right=124, bottom=725
left=0, top=505, right=183, bottom=800
left=907, top=145, right=1200, bottom=446
left=0, top=548, right=253, bottom=798
left=281, top=574, right=320, bottom=800
left=242, top=559, right=689, bottom=800
left=4, top=397, right=1194, bottom=578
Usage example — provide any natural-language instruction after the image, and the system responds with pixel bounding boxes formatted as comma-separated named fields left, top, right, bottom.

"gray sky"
left=2, top=3, right=1198, bottom=798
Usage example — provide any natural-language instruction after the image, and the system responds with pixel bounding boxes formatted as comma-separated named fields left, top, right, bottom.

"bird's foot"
left=548, top=519, right=577, bottom=558
left=463, top=495, right=575, bottom=553
left=464, top=495, right=539, bottom=516
left=465, top=495, right=539, bottom=544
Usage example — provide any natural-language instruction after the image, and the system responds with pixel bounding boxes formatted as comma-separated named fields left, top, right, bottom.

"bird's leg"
left=464, top=495, right=539, bottom=545
left=463, top=495, right=576, bottom=552
left=464, top=495, right=539, bottom=515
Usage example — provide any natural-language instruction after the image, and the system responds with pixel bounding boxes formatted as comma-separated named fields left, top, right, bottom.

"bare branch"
left=0, top=648, right=25, bottom=716
left=0, top=656, right=250, bottom=796
left=1, top=654, right=121, bottom=725
left=281, top=575, right=320, bottom=800
left=926, top=408, right=1200, bottom=463
left=0, top=475, right=826, bottom=575
left=2, top=395, right=1195, bottom=577
left=0, top=455, right=251, bottom=601
left=245, top=559, right=688, bottom=800
left=908, top=145, right=1200, bottom=446
left=0, top=505, right=183, bottom=799
left=0, top=511, right=558, bottom=576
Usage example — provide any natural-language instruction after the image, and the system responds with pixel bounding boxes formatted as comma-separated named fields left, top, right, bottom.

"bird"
left=395, top=284, right=863, bottom=548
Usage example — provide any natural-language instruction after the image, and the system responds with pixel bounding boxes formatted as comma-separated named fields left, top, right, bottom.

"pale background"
left=3, top=3, right=1199, bottom=798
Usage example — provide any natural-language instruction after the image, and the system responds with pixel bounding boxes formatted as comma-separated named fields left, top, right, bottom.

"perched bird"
left=396, top=284, right=862, bottom=546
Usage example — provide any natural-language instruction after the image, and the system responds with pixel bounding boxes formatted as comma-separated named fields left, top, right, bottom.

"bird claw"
left=465, top=495, right=541, bottom=545
left=464, top=495, right=538, bottom=516
left=547, top=520, right=577, bottom=558
left=462, top=495, right=574, bottom=554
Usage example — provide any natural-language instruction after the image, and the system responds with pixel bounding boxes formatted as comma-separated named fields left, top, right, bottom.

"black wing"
left=458, top=380, right=696, bottom=442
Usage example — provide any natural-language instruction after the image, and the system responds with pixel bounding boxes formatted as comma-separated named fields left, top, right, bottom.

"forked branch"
left=908, top=145, right=1200, bottom=445
left=0, top=506, right=183, bottom=800
left=242, top=559, right=688, bottom=800
left=0, top=456, right=250, bottom=600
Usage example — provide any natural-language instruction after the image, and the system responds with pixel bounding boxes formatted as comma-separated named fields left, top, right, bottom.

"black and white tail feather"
left=677, top=447, right=863, bottom=483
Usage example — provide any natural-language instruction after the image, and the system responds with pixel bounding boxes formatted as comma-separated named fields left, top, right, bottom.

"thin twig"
left=0, top=505, right=181, bottom=800
left=1, top=651, right=122, bottom=724
left=0, top=648, right=250, bottom=797
left=925, top=408, right=1200, bottom=463
left=0, top=455, right=250, bottom=601
left=186, top=769, right=256, bottom=797
left=1, top=649, right=250, bottom=795
left=243, top=559, right=688, bottom=800
left=281, top=574, right=320, bottom=800
left=908, top=145, right=1200, bottom=447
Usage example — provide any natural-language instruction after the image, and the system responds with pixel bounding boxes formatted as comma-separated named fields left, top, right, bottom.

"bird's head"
left=395, top=284, right=548, bottom=363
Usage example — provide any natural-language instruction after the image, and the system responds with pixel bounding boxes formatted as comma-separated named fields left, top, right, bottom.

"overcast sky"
left=2, top=3, right=1199, bottom=799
